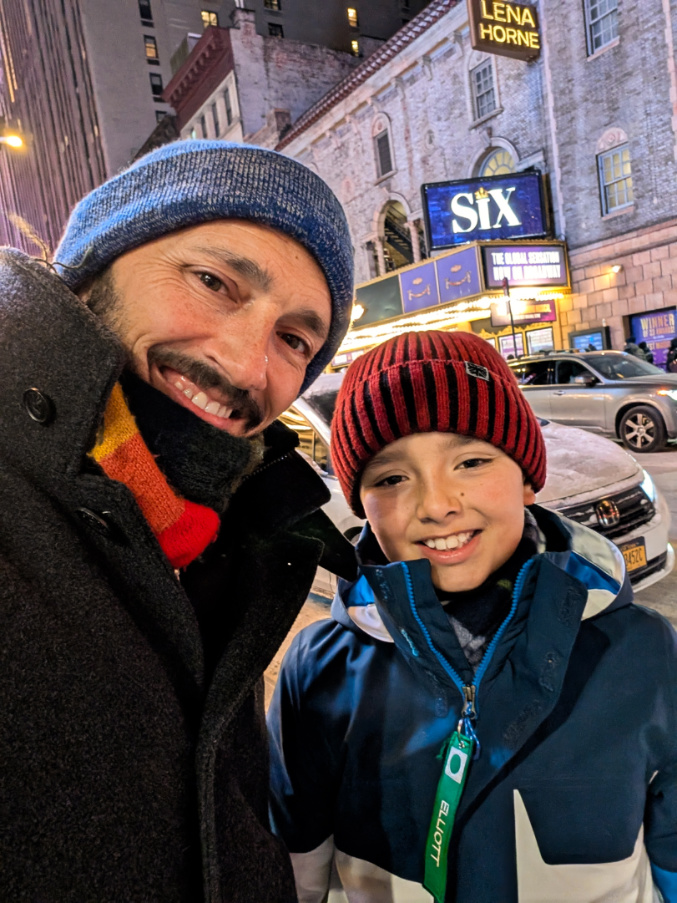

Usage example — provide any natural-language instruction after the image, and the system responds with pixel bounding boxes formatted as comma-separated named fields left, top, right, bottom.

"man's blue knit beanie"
left=53, top=139, right=354, bottom=392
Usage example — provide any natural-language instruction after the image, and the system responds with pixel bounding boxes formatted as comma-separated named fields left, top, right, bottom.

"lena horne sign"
left=422, top=172, right=548, bottom=251
left=468, top=0, right=541, bottom=62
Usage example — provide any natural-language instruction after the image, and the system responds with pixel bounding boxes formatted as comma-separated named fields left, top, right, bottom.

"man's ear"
left=523, top=481, right=536, bottom=506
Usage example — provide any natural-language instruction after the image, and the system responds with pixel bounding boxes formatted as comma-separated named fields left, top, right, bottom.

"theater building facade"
left=278, top=0, right=677, bottom=366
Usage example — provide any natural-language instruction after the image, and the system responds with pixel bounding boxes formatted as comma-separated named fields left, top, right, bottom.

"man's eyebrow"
left=292, top=308, right=330, bottom=344
left=194, top=246, right=272, bottom=291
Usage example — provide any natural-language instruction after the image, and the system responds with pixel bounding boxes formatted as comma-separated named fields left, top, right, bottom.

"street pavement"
left=265, top=442, right=677, bottom=705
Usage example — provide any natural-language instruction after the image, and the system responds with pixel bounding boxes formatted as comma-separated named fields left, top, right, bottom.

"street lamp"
left=0, top=134, right=22, bottom=148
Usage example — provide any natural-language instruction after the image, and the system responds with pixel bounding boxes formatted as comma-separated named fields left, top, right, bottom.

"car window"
left=279, top=408, right=333, bottom=474
left=511, top=360, right=552, bottom=386
left=554, top=360, right=591, bottom=385
left=585, top=354, right=664, bottom=379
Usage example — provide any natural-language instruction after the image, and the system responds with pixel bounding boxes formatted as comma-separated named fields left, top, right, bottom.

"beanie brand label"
left=465, top=361, right=490, bottom=381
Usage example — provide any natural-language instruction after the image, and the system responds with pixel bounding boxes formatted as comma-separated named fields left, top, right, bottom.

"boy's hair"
left=331, top=330, right=546, bottom=517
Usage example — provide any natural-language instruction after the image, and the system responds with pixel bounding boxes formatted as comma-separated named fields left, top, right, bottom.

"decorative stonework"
left=596, top=127, right=628, bottom=154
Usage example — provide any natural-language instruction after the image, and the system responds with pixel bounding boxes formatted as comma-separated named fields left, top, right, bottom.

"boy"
left=268, top=330, right=677, bottom=902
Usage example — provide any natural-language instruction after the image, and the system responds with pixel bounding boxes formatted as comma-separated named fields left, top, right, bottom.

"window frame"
left=471, top=59, right=497, bottom=122
left=584, top=0, right=619, bottom=56
left=224, top=88, right=233, bottom=126
left=149, top=72, right=163, bottom=100
left=264, top=0, right=281, bottom=9
left=201, top=9, right=219, bottom=28
left=374, top=129, right=394, bottom=179
left=144, top=34, right=159, bottom=61
left=268, top=22, right=284, bottom=37
left=211, top=101, right=220, bottom=137
left=139, top=0, right=153, bottom=24
left=597, top=143, right=634, bottom=216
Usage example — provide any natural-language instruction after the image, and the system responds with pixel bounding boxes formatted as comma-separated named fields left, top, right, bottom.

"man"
left=0, top=140, right=355, bottom=902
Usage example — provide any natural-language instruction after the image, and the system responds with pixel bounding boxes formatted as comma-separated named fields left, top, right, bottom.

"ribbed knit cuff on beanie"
left=53, top=140, right=354, bottom=392
left=331, top=330, right=546, bottom=517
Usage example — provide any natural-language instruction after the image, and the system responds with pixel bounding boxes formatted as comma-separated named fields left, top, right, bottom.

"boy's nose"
left=417, top=480, right=462, bottom=522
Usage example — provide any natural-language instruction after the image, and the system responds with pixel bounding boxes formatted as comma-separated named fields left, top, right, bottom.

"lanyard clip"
left=458, top=685, right=481, bottom=759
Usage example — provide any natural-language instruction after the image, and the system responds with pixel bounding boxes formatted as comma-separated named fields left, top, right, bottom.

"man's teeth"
left=424, top=532, right=474, bottom=551
left=173, top=380, right=233, bottom=419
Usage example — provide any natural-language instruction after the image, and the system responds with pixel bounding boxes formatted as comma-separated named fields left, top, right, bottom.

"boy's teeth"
left=204, top=400, right=221, bottom=415
left=425, top=532, right=473, bottom=551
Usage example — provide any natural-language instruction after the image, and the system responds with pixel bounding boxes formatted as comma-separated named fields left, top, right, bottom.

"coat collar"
left=0, top=249, right=125, bottom=484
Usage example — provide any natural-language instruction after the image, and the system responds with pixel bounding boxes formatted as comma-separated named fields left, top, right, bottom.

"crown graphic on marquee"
left=474, top=186, right=489, bottom=201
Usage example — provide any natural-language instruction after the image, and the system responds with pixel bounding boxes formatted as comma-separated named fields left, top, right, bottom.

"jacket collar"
left=332, top=505, right=630, bottom=654
left=0, top=249, right=125, bottom=484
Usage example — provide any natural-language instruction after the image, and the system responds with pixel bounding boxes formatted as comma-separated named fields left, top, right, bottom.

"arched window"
left=479, top=148, right=516, bottom=177
left=372, top=115, right=395, bottom=179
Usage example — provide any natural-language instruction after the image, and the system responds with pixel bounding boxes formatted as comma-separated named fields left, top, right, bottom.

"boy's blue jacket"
left=268, top=506, right=677, bottom=902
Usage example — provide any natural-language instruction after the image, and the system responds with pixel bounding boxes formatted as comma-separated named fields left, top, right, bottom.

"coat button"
left=23, top=388, right=55, bottom=424
left=76, top=507, right=115, bottom=537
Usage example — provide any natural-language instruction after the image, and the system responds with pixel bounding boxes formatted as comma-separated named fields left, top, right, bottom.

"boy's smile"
left=360, top=432, right=536, bottom=593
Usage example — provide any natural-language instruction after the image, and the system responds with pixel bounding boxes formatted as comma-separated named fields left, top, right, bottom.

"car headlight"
left=641, top=469, right=657, bottom=503
left=657, top=388, right=677, bottom=402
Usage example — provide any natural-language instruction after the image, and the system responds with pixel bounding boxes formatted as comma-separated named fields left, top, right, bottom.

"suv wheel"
left=619, top=405, right=666, bottom=453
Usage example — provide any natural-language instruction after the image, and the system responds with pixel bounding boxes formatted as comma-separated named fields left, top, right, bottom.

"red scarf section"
left=90, top=384, right=220, bottom=569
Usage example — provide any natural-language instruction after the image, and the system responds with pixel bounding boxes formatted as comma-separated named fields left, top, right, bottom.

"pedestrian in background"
left=268, top=330, right=677, bottom=903
left=624, top=334, right=646, bottom=358
left=0, top=139, right=355, bottom=902
left=639, top=340, right=654, bottom=363
left=667, top=337, right=677, bottom=372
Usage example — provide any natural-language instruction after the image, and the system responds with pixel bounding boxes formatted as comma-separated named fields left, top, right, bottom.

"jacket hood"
left=331, top=504, right=631, bottom=643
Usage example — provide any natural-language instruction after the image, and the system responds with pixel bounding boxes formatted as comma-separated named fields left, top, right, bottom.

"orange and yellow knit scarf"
left=89, top=384, right=220, bottom=569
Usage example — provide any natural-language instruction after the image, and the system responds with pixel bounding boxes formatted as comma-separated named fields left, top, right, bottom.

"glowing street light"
left=0, top=134, right=22, bottom=148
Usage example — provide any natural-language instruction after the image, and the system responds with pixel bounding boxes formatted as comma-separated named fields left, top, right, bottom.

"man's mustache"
left=148, top=347, right=263, bottom=431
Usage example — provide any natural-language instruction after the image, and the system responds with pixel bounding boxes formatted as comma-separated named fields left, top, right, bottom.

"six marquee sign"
left=421, top=172, right=548, bottom=251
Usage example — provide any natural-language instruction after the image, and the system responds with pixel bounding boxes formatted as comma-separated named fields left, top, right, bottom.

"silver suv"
left=509, top=351, right=677, bottom=453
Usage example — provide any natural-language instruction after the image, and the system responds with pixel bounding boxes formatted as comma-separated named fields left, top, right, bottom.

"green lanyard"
left=423, top=728, right=475, bottom=903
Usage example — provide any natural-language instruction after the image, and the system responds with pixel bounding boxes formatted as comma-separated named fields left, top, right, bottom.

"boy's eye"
left=459, top=457, right=490, bottom=469
left=375, top=474, right=405, bottom=487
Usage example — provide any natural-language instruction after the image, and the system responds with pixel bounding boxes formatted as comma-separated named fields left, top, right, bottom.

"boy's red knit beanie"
left=331, top=330, right=546, bottom=517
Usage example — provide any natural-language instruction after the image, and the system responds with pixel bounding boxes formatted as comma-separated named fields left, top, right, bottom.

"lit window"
left=149, top=72, right=163, bottom=99
left=144, top=35, right=158, bottom=60
left=201, top=10, right=218, bottom=28
left=471, top=60, right=496, bottom=120
left=139, top=0, right=153, bottom=23
left=224, top=88, right=233, bottom=126
left=211, top=101, right=220, bottom=137
left=268, top=22, right=284, bottom=36
left=351, top=39, right=360, bottom=56
left=598, top=144, right=634, bottom=214
left=374, top=129, right=394, bottom=178
left=584, top=0, right=618, bottom=55
left=480, top=148, right=516, bottom=177
left=347, top=7, right=358, bottom=27
left=264, top=0, right=281, bottom=9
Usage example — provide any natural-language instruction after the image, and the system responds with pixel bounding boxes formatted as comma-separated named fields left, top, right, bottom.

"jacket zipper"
left=401, top=558, right=533, bottom=756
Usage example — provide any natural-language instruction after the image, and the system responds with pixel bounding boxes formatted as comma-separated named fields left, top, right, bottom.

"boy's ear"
left=523, top=481, right=536, bottom=506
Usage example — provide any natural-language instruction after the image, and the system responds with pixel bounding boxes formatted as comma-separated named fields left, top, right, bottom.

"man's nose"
left=210, top=330, right=269, bottom=393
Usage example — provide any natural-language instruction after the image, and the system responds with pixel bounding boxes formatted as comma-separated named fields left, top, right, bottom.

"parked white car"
left=281, top=373, right=674, bottom=597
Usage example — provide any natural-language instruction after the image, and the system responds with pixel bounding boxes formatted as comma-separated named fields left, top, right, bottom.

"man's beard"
left=86, top=270, right=263, bottom=433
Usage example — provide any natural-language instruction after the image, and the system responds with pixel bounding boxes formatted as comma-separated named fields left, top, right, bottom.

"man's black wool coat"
left=0, top=249, right=352, bottom=902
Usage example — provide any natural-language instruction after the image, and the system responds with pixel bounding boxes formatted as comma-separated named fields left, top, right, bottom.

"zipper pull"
left=458, top=684, right=481, bottom=759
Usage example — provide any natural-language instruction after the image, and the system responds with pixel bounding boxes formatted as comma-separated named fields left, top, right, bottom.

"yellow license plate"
left=620, top=541, right=647, bottom=572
